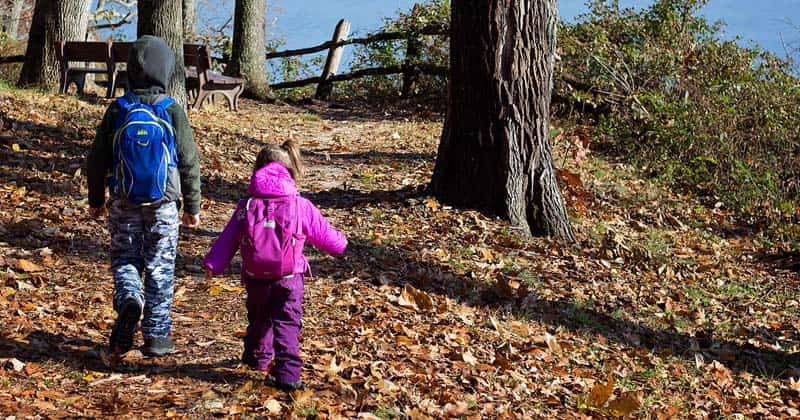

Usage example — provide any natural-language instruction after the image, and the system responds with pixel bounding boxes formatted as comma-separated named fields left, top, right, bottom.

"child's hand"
left=182, top=212, right=201, bottom=228
left=204, top=267, right=213, bottom=282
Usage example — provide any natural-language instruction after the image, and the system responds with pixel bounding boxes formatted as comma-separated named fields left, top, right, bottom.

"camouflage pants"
left=108, top=199, right=179, bottom=338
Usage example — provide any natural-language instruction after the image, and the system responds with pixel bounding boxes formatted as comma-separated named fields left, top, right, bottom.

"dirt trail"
left=0, top=91, right=798, bottom=418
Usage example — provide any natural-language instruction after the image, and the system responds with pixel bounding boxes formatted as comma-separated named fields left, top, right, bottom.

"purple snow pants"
left=243, top=274, right=304, bottom=383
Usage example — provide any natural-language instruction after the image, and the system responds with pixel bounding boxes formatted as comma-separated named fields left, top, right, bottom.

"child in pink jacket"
left=204, top=141, right=347, bottom=390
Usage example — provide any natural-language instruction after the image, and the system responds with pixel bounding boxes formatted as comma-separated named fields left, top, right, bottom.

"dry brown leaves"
left=0, top=88, right=797, bottom=418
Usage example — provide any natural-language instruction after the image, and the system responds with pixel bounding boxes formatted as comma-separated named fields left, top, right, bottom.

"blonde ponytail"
left=281, top=140, right=304, bottom=180
left=253, top=140, right=304, bottom=181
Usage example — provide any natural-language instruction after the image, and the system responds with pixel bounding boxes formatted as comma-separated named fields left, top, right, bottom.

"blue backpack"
left=110, top=93, right=177, bottom=205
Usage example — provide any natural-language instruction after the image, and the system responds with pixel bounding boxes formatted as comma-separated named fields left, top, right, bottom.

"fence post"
left=315, top=19, right=351, bottom=100
left=401, top=4, right=422, bottom=97
left=402, top=36, right=422, bottom=97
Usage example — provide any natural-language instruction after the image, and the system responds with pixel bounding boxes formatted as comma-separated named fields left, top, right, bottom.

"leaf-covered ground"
left=0, top=88, right=798, bottom=418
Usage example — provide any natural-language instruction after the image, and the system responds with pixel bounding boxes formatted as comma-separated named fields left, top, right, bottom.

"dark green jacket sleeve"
left=168, top=103, right=201, bottom=215
left=86, top=105, right=118, bottom=208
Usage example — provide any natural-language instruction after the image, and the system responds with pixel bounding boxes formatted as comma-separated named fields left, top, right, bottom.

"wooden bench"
left=56, top=40, right=115, bottom=98
left=57, top=41, right=245, bottom=109
left=109, top=41, right=132, bottom=97
left=184, top=44, right=244, bottom=111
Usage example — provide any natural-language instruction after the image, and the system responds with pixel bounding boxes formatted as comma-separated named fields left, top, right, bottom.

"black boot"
left=265, top=376, right=303, bottom=391
left=241, top=349, right=257, bottom=369
left=109, top=298, right=142, bottom=355
left=143, top=336, right=175, bottom=356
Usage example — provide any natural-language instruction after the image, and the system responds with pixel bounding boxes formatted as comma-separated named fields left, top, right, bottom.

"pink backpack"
left=239, top=196, right=306, bottom=279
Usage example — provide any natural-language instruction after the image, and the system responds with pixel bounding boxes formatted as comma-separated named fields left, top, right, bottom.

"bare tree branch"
left=89, top=10, right=134, bottom=30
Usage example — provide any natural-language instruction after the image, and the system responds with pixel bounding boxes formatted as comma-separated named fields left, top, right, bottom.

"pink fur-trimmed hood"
left=247, top=162, right=298, bottom=197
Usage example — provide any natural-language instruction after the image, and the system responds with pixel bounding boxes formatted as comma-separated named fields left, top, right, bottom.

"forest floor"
left=0, top=86, right=798, bottom=419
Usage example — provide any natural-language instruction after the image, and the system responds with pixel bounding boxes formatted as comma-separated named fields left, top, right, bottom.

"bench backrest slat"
left=111, top=42, right=133, bottom=63
left=59, top=41, right=112, bottom=63
left=183, top=44, right=212, bottom=73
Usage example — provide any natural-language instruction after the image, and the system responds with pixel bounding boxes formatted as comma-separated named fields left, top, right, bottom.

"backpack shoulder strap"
left=154, top=96, right=176, bottom=110
left=295, top=195, right=302, bottom=236
left=294, top=195, right=311, bottom=278
left=115, top=93, right=141, bottom=119
left=112, top=93, right=139, bottom=130
left=116, top=92, right=139, bottom=109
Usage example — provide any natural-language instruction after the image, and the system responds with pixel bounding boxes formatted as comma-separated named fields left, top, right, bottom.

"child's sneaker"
left=265, top=376, right=303, bottom=391
left=143, top=336, right=175, bottom=356
left=109, top=298, right=142, bottom=354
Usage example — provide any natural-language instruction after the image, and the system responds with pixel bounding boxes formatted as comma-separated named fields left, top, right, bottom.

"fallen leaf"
left=89, top=373, right=123, bottom=387
left=16, top=259, right=44, bottom=273
left=423, top=197, right=440, bottom=211
left=790, top=377, right=800, bottom=393
left=376, top=378, right=400, bottom=394
left=203, top=398, right=224, bottom=411
left=407, top=408, right=435, bottom=420
left=545, top=332, right=562, bottom=355
left=226, top=405, right=246, bottom=415
left=444, top=401, right=469, bottom=416
left=208, top=285, right=223, bottom=296
left=398, top=284, right=434, bottom=312
left=31, top=400, right=57, bottom=411
left=121, top=350, right=144, bottom=363
left=292, top=389, right=313, bottom=405
left=494, top=351, right=512, bottom=371
left=264, top=398, right=282, bottom=415
left=462, top=350, right=478, bottom=365
left=236, top=380, right=254, bottom=394
left=708, top=360, right=732, bottom=385
left=606, top=392, right=641, bottom=417
left=588, top=374, right=614, bottom=408
left=16, top=280, right=36, bottom=291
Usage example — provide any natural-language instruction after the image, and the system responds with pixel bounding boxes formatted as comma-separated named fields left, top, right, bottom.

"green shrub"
left=558, top=0, right=800, bottom=234
left=348, top=0, right=800, bottom=236
left=339, top=0, right=450, bottom=97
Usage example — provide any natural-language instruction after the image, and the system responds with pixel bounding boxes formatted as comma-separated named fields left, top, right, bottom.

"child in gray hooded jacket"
left=86, top=35, right=201, bottom=357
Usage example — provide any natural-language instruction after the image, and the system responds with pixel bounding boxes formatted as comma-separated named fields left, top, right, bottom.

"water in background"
left=265, top=0, right=799, bottom=54
left=101, top=0, right=800, bottom=79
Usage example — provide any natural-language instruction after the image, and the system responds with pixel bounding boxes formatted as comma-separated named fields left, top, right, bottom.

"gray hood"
left=127, top=35, right=175, bottom=93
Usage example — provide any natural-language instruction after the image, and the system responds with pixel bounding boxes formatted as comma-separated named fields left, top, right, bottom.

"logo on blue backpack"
left=110, top=93, right=177, bottom=205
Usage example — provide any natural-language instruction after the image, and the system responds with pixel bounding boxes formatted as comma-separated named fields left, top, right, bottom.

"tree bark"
left=18, top=0, right=91, bottom=90
left=226, top=0, right=272, bottom=101
left=182, top=0, right=196, bottom=41
left=429, top=0, right=576, bottom=242
left=138, top=0, right=188, bottom=108
left=5, top=0, right=25, bottom=39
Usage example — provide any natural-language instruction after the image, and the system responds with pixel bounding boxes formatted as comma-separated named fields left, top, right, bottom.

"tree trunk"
left=138, top=0, right=188, bottom=108
left=226, top=0, right=272, bottom=101
left=5, top=0, right=25, bottom=39
left=429, top=0, right=576, bottom=242
left=182, top=0, right=196, bottom=41
left=18, top=0, right=91, bottom=90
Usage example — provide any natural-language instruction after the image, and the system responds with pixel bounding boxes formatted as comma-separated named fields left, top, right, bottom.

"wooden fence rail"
left=0, top=55, right=24, bottom=64
left=1, top=16, right=448, bottom=99
left=263, top=18, right=448, bottom=99
left=264, top=25, right=447, bottom=60
left=270, top=63, right=447, bottom=90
